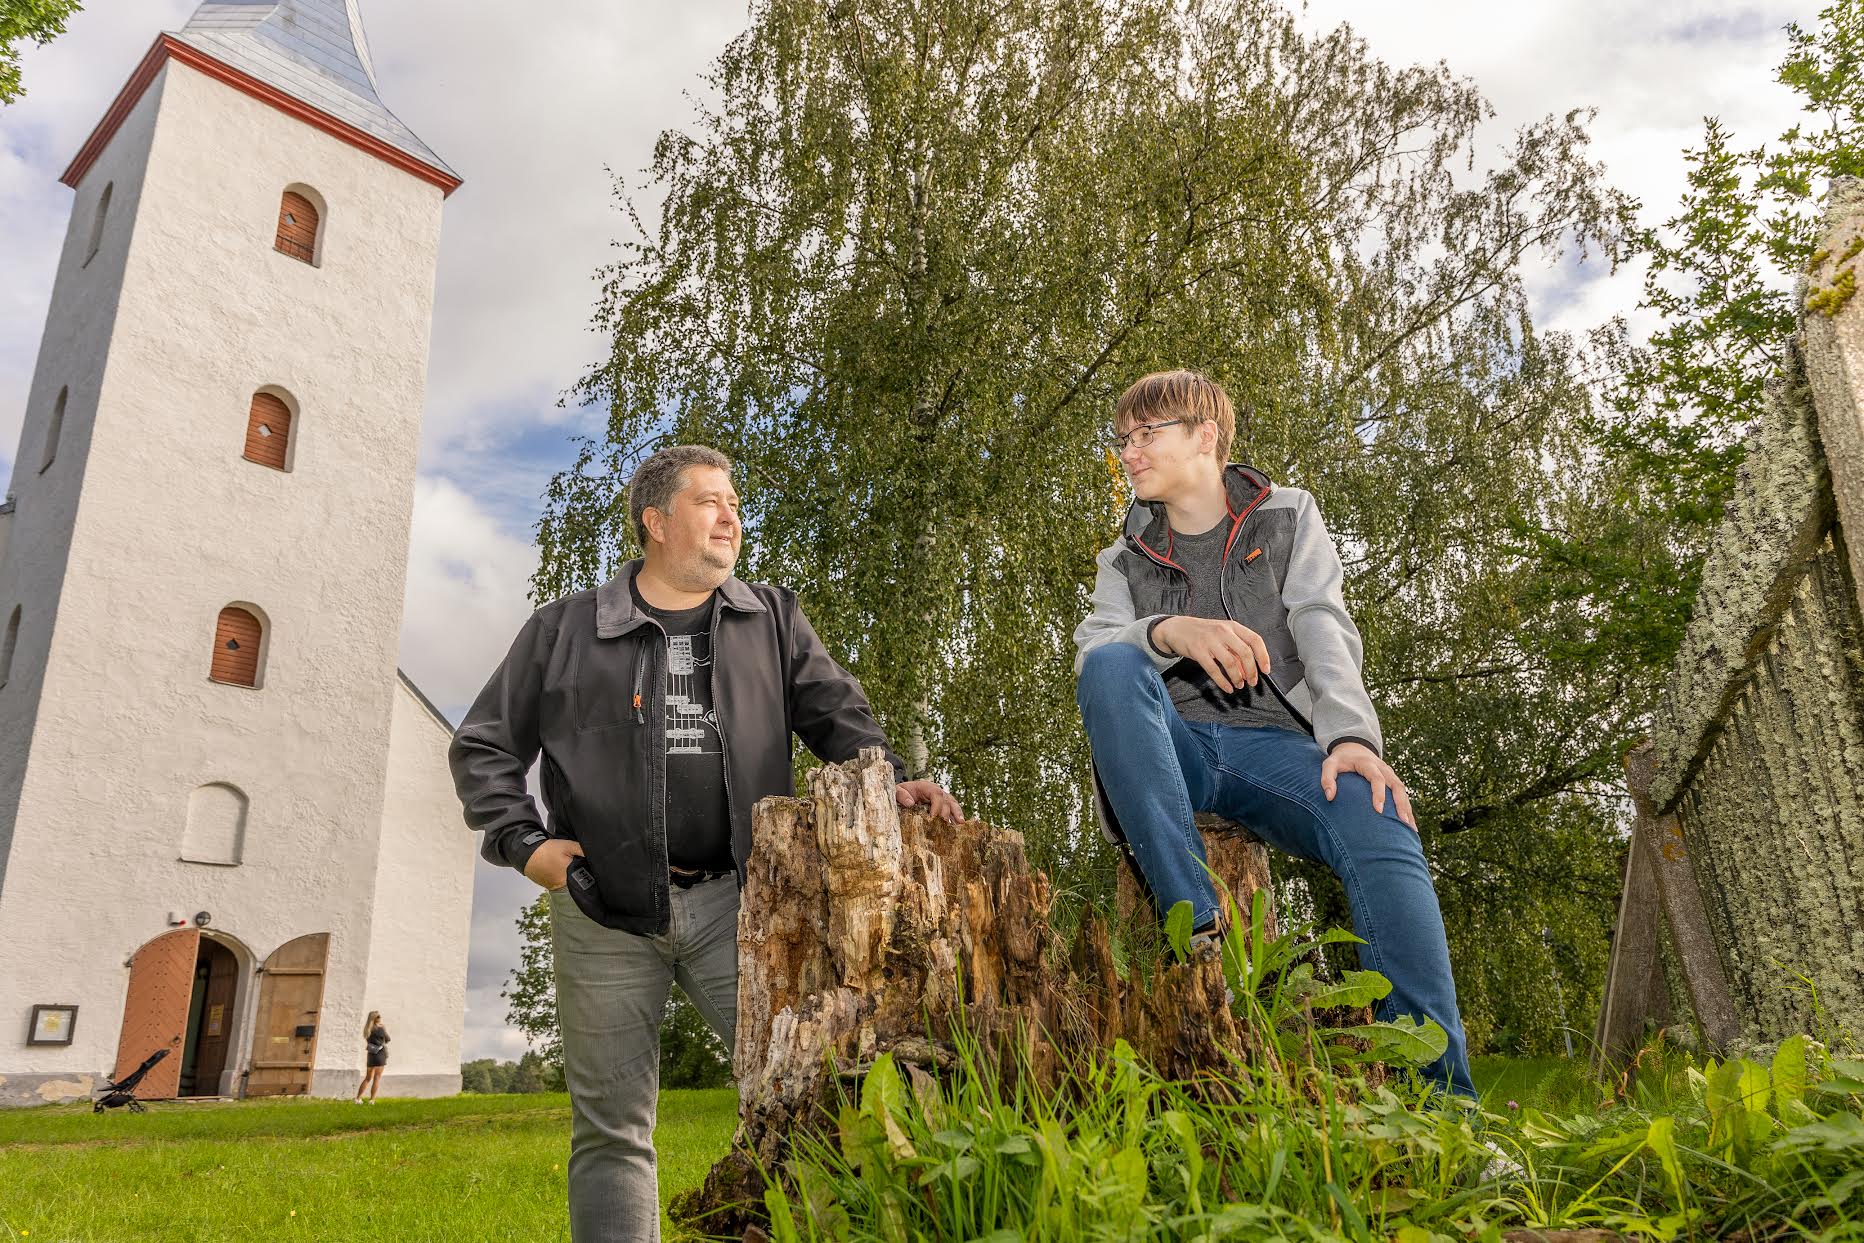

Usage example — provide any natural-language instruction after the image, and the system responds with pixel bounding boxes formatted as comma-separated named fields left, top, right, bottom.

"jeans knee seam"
left=1217, top=763, right=1389, bottom=980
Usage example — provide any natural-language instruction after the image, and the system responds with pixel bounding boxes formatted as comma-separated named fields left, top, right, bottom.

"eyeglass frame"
left=1107, top=417, right=1193, bottom=453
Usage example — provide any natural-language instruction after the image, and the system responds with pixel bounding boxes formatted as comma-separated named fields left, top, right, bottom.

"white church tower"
left=0, top=1, right=474, bottom=1105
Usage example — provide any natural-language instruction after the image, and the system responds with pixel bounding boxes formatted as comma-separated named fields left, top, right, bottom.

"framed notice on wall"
left=28, top=1004, right=78, bottom=1045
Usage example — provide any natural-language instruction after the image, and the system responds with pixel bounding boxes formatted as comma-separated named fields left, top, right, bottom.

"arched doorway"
left=116, top=928, right=253, bottom=1101
left=245, top=933, right=329, bottom=1097
left=178, top=937, right=240, bottom=1096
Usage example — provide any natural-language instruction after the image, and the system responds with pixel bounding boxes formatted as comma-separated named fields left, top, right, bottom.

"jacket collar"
left=594, top=559, right=767, bottom=638
left=1123, top=461, right=1276, bottom=558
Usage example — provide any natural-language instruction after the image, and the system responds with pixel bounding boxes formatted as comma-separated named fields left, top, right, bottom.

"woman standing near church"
left=355, top=1011, right=389, bottom=1103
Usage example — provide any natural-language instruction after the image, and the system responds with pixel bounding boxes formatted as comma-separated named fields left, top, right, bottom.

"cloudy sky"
left=0, top=1, right=1814, bottom=1060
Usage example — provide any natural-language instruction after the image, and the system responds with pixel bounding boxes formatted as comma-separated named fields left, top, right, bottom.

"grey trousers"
left=548, top=874, right=740, bottom=1243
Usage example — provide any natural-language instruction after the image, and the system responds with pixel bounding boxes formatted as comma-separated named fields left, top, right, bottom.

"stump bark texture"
left=675, top=749, right=1279, bottom=1231
left=1114, top=811, right=1278, bottom=936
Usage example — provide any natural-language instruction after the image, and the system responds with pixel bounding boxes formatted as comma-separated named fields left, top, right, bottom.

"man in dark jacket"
left=1074, top=370, right=1473, bottom=1098
left=450, top=444, right=959, bottom=1242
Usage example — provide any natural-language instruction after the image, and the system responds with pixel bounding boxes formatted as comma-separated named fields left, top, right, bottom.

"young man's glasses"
left=1108, top=418, right=1191, bottom=453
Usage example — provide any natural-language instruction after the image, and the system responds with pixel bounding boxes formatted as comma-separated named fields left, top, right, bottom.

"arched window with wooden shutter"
left=210, top=606, right=264, bottom=688
left=274, top=189, right=321, bottom=264
left=243, top=391, right=292, bottom=471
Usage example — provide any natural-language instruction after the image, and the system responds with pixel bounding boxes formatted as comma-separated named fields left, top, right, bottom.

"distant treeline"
left=459, top=1051, right=562, bottom=1095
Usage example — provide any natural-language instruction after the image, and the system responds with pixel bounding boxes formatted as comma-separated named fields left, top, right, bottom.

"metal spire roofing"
left=173, top=1, right=456, bottom=182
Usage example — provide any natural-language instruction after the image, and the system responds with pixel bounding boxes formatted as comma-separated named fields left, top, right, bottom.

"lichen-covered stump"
left=670, top=749, right=1275, bottom=1235
left=1114, top=812, right=1277, bottom=936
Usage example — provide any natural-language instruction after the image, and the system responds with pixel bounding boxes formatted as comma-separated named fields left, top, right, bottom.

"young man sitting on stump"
left=1072, top=370, right=1475, bottom=1098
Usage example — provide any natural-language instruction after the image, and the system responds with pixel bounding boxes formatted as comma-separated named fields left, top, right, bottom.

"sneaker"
left=366, top=1098, right=375, bottom=1105
left=1478, top=1138, right=1523, bottom=1181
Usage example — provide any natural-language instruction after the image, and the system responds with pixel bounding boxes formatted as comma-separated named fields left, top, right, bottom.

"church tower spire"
left=172, top=1, right=454, bottom=180
left=62, top=0, right=458, bottom=196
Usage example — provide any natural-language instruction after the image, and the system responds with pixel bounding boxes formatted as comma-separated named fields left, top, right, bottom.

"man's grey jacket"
left=449, top=561, right=905, bottom=935
left=1072, top=463, right=1383, bottom=838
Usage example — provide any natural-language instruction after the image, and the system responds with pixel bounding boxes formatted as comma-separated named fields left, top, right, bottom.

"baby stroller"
left=93, top=1047, right=170, bottom=1113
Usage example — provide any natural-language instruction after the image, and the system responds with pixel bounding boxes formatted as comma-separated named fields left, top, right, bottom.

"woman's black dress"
left=366, top=1025, right=390, bottom=1069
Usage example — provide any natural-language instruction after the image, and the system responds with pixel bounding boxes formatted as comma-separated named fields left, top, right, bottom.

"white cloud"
left=399, top=474, right=558, bottom=1063
left=464, top=855, right=545, bottom=1061
left=399, top=473, right=541, bottom=712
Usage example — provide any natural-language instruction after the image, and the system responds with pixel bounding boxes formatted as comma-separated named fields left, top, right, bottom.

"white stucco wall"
left=355, top=675, right=473, bottom=1095
left=0, top=65, right=156, bottom=899
left=0, top=54, right=454, bottom=1104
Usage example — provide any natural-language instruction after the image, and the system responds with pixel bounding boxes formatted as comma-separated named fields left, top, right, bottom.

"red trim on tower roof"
left=60, top=34, right=461, bottom=197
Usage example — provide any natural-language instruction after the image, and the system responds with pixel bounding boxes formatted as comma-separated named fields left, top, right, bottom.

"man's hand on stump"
left=1321, top=741, right=1416, bottom=831
left=896, top=779, right=964, bottom=823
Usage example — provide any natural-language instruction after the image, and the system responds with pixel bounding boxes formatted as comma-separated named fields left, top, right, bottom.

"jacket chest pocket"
left=574, top=639, right=648, bottom=734
left=1224, top=510, right=1298, bottom=652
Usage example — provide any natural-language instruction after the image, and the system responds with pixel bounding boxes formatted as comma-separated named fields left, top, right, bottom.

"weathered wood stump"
left=672, top=749, right=1281, bottom=1234
left=1114, top=812, right=1277, bottom=936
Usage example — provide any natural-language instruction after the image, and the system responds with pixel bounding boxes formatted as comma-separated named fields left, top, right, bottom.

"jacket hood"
left=1122, top=461, right=1276, bottom=556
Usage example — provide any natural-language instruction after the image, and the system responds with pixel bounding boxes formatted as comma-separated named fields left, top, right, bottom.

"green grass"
left=1470, top=1053, right=1604, bottom=1114
left=1, top=1054, right=1808, bottom=1241
left=0, top=1090, right=738, bottom=1243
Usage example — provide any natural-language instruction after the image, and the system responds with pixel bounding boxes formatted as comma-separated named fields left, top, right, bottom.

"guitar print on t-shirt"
left=664, top=630, right=722, bottom=757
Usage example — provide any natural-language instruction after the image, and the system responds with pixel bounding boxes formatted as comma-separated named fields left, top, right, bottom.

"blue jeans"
left=1076, top=642, right=1474, bottom=1097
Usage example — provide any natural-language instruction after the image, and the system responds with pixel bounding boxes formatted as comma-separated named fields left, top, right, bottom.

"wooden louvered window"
left=243, top=392, right=291, bottom=470
left=274, top=191, right=319, bottom=263
left=210, top=607, right=263, bottom=688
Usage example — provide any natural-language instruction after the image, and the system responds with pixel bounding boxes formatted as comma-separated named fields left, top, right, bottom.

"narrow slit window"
left=41, top=388, right=67, bottom=473
left=84, top=183, right=112, bottom=267
left=1, top=606, right=20, bottom=690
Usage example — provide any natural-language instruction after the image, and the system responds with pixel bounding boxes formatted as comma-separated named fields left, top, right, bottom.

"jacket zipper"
left=635, top=622, right=668, bottom=928
left=708, top=603, right=740, bottom=881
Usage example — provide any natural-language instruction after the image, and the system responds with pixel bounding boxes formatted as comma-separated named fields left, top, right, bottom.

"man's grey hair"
left=627, top=444, right=733, bottom=546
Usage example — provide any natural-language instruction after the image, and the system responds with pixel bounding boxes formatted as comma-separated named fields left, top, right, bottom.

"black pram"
left=93, top=1047, right=169, bottom=1113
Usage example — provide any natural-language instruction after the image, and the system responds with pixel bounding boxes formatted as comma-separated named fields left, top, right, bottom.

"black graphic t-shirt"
left=631, top=581, right=732, bottom=872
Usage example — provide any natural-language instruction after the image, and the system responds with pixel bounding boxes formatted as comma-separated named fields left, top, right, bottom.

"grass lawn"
left=0, top=1059, right=1580, bottom=1240
left=0, top=1090, right=736, bottom=1242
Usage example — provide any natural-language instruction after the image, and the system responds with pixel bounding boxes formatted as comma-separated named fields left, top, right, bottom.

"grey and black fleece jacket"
left=1073, top=462, right=1383, bottom=758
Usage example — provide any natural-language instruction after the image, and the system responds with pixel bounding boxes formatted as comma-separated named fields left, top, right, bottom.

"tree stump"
left=672, top=749, right=1279, bottom=1234
left=1114, top=812, right=1277, bottom=936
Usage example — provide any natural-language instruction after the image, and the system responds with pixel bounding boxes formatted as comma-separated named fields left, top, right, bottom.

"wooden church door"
left=114, top=928, right=200, bottom=1100
left=245, top=933, right=329, bottom=1097
left=182, top=938, right=241, bottom=1096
